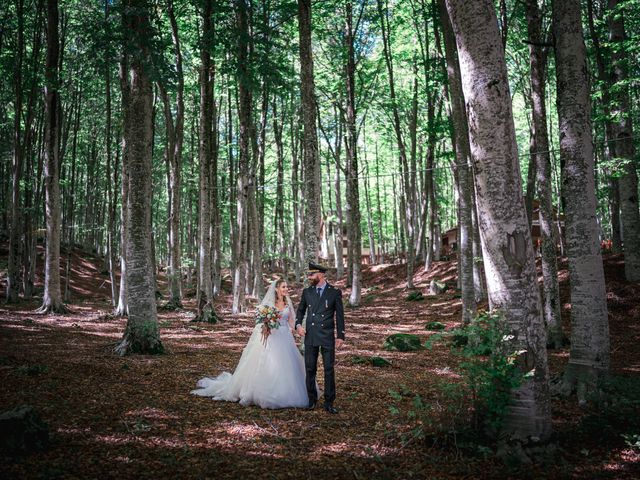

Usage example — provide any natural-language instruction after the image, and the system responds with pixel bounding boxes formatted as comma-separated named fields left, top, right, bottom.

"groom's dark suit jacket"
left=295, top=283, right=345, bottom=348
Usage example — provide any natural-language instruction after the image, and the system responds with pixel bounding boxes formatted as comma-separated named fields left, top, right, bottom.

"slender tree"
left=607, top=0, right=640, bottom=282
left=438, top=0, right=475, bottom=324
left=344, top=0, right=361, bottom=305
left=197, top=0, right=214, bottom=319
left=525, top=0, right=562, bottom=348
left=553, top=0, right=609, bottom=401
left=298, top=0, right=321, bottom=266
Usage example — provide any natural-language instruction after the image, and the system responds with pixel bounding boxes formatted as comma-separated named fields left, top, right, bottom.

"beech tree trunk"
left=38, top=0, right=66, bottom=314
left=162, top=0, right=184, bottom=308
left=115, top=0, right=163, bottom=355
left=553, top=0, right=609, bottom=401
left=7, top=0, right=26, bottom=303
left=526, top=0, right=562, bottom=348
left=445, top=0, right=551, bottom=442
left=377, top=0, right=415, bottom=288
left=344, top=1, right=361, bottom=305
left=197, top=0, right=214, bottom=318
left=607, top=0, right=640, bottom=282
left=298, top=0, right=321, bottom=266
left=439, top=0, right=475, bottom=324
left=233, top=0, right=251, bottom=313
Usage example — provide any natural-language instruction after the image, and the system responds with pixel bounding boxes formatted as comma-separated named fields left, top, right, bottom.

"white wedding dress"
left=191, top=304, right=309, bottom=409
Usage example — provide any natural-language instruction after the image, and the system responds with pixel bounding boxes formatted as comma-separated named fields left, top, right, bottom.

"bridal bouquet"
left=255, top=305, right=281, bottom=345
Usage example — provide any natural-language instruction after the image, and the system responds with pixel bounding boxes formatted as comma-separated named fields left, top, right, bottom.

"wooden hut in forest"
left=441, top=199, right=565, bottom=259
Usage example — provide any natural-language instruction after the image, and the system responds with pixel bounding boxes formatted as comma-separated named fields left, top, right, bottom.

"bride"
left=191, top=278, right=309, bottom=409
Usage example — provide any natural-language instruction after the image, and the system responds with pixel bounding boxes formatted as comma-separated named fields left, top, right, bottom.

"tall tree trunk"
left=607, top=0, right=640, bottom=281
left=104, top=2, right=118, bottom=308
left=115, top=51, right=129, bottom=316
left=553, top=0, right=609, bottom=401
left=298, top=0, right=321, bottom=266
left=344, top=0, right=361, bottom=305
left=377, top=0, right=415, bottom=288
left=291, top=102, right=303, bottom=278
left=526, top=0, right=562, bottom=348
left=586, top=0, right=621, bottom=253
left=37, top=0, right=67, bottom=314
left=163, top=0, right=184, bottom=308
left=445, top=0, right=551, bottom=442
left=438, top=0, right=475, bottom=324
left=115, top=0, right=163, bottom=355
left=272, top=97, right=286, bottom=268
left=7, top=0, right=25, bottom=303
left=333, top=105, right=345, bottom=278
left=196, top=0, right=214, bottom=319
left=211, top=77, right=221, bottom=298
left=233, top=0, right=251, bottom=313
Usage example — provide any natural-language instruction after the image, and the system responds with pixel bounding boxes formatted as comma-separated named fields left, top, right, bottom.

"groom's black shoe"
left=306, top=400, right=317, bottom=410
left=324, top=404, right=338, bottom=414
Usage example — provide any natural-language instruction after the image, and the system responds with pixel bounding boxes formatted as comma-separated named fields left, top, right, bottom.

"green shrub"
left=405, top=291, right=424, bottom=302
left=425, top=321, right=445, bottom=331
left=352, top=355, right=392, bottom=367
left=383, top=333, right=423, bottom=352
left=389, top=311, right=524, bottom=447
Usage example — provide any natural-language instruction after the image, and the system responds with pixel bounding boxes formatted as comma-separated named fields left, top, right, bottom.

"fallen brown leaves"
left=0, top=249, right=639, bottom=479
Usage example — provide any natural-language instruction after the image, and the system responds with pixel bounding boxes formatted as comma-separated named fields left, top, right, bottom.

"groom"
left=295, top=262, right=345, bottom=414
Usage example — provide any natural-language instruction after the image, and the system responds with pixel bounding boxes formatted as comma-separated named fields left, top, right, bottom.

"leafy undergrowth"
left=0, top=246, right=639, bottom=479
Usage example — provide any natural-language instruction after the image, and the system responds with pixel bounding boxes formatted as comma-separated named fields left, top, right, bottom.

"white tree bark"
left=553, top=0, right=609, bottom=400
left=445, top=0, right=551, bottom=441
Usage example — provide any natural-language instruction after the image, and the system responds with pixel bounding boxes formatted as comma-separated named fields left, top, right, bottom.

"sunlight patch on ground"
left=125, top=407, right=178, bottom=420
left=315, top=441, right=398, bottom=459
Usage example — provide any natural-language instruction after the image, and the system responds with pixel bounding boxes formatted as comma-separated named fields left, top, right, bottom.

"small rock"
left=0, top=405, right=49, bottom=454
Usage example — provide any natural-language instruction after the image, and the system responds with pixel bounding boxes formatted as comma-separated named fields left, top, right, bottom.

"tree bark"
left=377, top=0, right=415, bottom=288
left=526, top=0, right=562, bottom=348
left=553, top=0, right=609, bottom=401
left=438, top=0, right=475, bottom=324
left=344, top=1, right=361, bottom=305
left=298, top=0, right=321, bottom=266
left=607, top=0, right=640, bottom=281
left=7, top=0, right=25, bottom=303
left=115, top=0, right=163, bottom=355
left=197, top=0, right=214, bottom=318
left=162, top=0, right=184, bottom=308
left=37, top=0, right=67, bottom=314
left=445, top=0, right=551, bottom=441
left=233, top=0, right=251, bottom=313
left=115, top=52, right=129, bottom=316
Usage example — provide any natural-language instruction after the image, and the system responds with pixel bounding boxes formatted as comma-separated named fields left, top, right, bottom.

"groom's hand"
left=336, top=339, right=344, bottom=349
left=296, top=325, right=305, bottom=336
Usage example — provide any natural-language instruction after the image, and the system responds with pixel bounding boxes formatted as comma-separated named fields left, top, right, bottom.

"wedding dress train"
left=191, top=307, right=309, bottom=409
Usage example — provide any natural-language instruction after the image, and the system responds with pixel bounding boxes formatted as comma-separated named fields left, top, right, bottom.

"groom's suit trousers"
left=304, top=345, right=335, bottom=404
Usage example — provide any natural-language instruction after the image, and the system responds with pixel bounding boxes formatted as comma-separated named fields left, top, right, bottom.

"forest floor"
left=1, top=244, right=639, bottom=479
